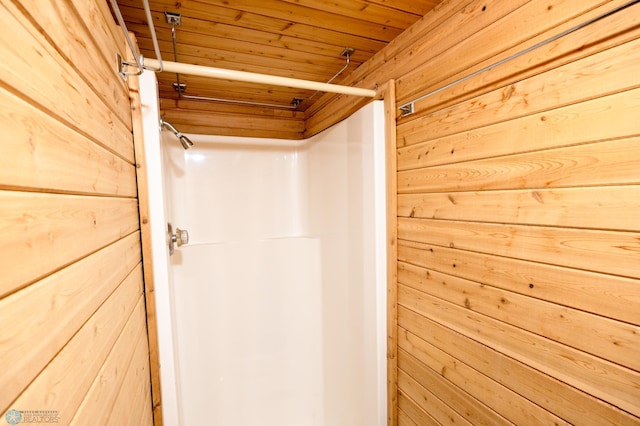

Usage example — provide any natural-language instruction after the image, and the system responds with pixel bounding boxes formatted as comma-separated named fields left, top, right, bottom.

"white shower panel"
left=142, top=70, right=386, bottom=426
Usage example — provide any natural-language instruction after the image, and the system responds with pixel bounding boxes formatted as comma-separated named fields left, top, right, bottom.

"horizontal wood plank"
left=0, top=1, right=134, bottom=163
left=281, top=0, right=422, bottom=29
left=398, top=368, right=472, bottom=426
left=69, top=295, right=148, bottom=425
left=68, top=0, right=131, bottom=91
left=17, top=0, right=131, bottom=129
left=366, top=0, right=440, bottom=16
left=0, top=191, right=140, bottom=297
left=0, top=233, right=142, bottom=412
left=109, top=319, right=152, bottom=425
left=397, top=37, right=640, bottom=147
left=397, top=408, right=419, bottom=426
left=397, top=88, right=640, bottom=170
left=397, top=392, right=438, bottom=426
left=397, top=186, right=640, bottom=232
left=398, top=306, right=638, bottom=425
left=398, top=326, right=567, bottom=425
left=399, top=261, right=640, bottom=371
left=398, top=285, right=640, bottom=417
left=398, top=138, right=640, bottom=193
left=9, top=264, right=144, bottom=422
left=138, top=392, right=154, bottom=426
left=398, top=217, right=640, bottom=279
left=0, top=86, right=137, bottom=196
left=398, top=348, right=510, bottom=425
left=162, top=108, right=305, bottom=133
left=397, top=239, right=640, bottom=326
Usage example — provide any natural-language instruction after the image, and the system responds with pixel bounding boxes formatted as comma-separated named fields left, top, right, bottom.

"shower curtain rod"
left=110, top=0, right=376, bottom=98
left=143, top=58, right=377, bottom=98
left=398, top=0, right=640, bottom=117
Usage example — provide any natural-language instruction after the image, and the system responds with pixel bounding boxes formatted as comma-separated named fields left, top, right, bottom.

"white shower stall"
left=140, top=71, right=387, bottom=426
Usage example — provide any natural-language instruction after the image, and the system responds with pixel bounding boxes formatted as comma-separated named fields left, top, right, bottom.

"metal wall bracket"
left=399, top=102, right=414, bottom=117
left=165, top=12, right=182, bottom=26
left=116, top=52, right=127, bottom=81
left=116, top=51, right=141, bottom=80
left=173, top=82, right=187, bottom=93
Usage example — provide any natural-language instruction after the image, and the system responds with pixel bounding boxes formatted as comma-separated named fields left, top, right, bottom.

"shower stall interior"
left=139, top=71, right=387, bottom=426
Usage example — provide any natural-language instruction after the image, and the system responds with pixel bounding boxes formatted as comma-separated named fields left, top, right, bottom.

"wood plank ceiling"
left=113, top=0, right=441, bottom=130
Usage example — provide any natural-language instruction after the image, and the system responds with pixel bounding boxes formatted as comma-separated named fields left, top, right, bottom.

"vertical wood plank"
left=383, top=79, right=399, bottom=426
left=128, top=64, right=164, bottom=426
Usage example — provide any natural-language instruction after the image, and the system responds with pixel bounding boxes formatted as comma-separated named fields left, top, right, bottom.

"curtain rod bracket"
left=117, top=54, right=147, bottom=80
left=116, top=52, right=127, bottom=81
left=109, top=0, right=163, bottom=74
left=399, top=102, right=414, bottom=117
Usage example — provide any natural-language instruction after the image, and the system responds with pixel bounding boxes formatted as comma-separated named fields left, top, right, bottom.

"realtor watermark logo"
left=4, top=410, right=60, bottom=424
left=4, top=411, right=20, bottom=426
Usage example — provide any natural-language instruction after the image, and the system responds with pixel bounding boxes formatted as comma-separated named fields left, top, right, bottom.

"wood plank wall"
left=388, top=0, right=640, bottom=424
left=160, top=97, right=306, bottom=139
left=0, top=0, right=153, bottom=424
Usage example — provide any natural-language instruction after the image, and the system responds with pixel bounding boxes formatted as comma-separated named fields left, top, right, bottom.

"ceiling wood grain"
left=114, top=0, right=442, bottom=136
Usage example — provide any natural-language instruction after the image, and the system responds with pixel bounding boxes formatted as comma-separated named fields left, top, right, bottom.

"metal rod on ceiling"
left=398, top=0, right=640, bottom=117
left=143, top=58, right=377, bottom=98
left=166, top=11, right=298, bottom=109
left=110, top=1, right=376, bottom=98
left=176, top=93, right=300, bottom=109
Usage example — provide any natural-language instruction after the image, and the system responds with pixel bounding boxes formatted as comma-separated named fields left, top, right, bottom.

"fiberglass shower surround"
left=140, top=69, right=387, bottom=426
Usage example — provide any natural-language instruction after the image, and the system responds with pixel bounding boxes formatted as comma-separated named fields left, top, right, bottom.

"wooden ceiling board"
left=160, top=98, right=305, bottom=119
left=118, top=3, right=389, bottom=55
left=141, top=0, right=409, bottom=41
left=135, top=35, right=359, bottom=79
left=156, top=76, right=318, bottom=105
left=114, top=0, right=444, bottom=137
left=276, top=0, right=423, bottom=30
left=365, top=0, right=441, bottom=16
left=165, top=108, right=306, bottom=132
